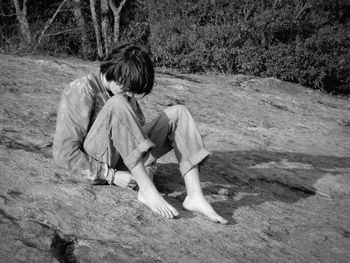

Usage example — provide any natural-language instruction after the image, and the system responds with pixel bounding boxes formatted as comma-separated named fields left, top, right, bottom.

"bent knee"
left=104, top=94, right=130, bottom=112
left=165, top=104, right=191, bottom=120
left=106, top=94, right=128, bottom=106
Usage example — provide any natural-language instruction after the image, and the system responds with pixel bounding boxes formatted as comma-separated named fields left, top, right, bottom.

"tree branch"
left=295, top=3, right=309, bottom=22
left=43, top=29, right=78, bottom=37
left=118, top=0, right=127, bottom=13
left=109, top=0, right=127, bottom=43
left=0, top=6, right=17, bottom=17
left=13, top=0, right=21, bottom=16
left=109, top=0, right=127, bottom=15
left=108, top=0, right=118, bottom=14
left=273, top=0, right=281, bottom=9
left=23, top=0, right=28, bottom=16
left=36, top=0, right=69, bottom=47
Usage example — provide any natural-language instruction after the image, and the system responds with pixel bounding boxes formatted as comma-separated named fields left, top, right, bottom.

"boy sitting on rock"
left=53, top=43, right=227, bottom=224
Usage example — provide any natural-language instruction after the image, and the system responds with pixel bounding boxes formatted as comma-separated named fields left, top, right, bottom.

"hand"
left=112, top=171, right=137, bottom=189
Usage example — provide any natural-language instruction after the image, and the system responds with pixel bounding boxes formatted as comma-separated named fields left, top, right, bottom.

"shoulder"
left=59, top=75, right=97, bottom=112
left=66, top=75, right=92, bottom=93
left=64, top=74, right=95, bottom=97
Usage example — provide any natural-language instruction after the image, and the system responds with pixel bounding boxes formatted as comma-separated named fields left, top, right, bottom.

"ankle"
left=138, top=183, right=160, bottom=197
left=187, top=188, right=205, bottom=198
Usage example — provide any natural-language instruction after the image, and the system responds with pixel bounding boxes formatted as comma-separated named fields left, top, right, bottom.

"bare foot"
left=183, top=195, right=228, bottom=224
left=138, top=189, right=179, bottom=219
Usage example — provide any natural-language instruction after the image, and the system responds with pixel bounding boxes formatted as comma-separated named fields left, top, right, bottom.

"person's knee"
left=106, top=94, right=127, bottom=105
left=165, top=104, right=191, bottom=121
left=104, top=94, right=130, bottom=112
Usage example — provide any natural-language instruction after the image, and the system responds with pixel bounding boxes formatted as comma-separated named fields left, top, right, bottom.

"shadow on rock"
left=155, top=150, right=350, bottom=224
left=51, top=232, right=77, bottom=263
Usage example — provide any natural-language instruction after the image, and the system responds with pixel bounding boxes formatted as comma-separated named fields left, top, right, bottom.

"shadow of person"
left=154, top=150, right=350, bottom=224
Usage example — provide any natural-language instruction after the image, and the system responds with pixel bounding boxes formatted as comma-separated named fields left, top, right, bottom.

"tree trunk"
left=12, top=0, right=32, bottom=44
left=101, top=0, right=111, bottom=55
left=145, top=0, right=157, bottom=50
left=72, top=0, right=90, bottom=58
left=89, top=0, right=104, bottom=58
left=109, top=0, right=127, bottom=44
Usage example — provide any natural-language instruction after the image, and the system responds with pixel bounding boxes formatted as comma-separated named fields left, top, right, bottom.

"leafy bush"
left=148, top=0, right=349, bottom=94
left=237, top=23, right=350, bottom=94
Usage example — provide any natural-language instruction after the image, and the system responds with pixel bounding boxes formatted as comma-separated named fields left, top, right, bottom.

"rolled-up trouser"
left=83, top=94, right=210, bottom=176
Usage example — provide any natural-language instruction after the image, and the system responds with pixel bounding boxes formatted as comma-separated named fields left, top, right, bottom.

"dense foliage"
left=0, top=0, right=349, bottom=94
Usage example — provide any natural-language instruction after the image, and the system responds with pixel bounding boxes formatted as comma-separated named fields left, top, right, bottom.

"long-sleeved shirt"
left=53, top=72, right=145, bottom=183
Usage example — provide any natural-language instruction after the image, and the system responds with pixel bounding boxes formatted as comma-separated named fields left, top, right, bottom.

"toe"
left=159, top=209, right=168, bottom=218
left=218, top=217, right=228, bottom=224
left=165, top=208, right=174, bottom=219
left=166, top=207, right=174, bottom=218
left=169, top=206, right=179, bottom=217
left=161, top=207, right=171, bottom=219
left=210, top=214, right=228, bottom=224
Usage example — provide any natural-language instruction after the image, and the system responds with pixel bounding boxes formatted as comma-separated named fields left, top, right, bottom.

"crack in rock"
left=0, top=134, right=52, bottom=158
left=50, top=232, right=77, bottom=263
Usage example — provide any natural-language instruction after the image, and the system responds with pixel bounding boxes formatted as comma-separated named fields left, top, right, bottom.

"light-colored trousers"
left=83, top=94, right=210, bottom=176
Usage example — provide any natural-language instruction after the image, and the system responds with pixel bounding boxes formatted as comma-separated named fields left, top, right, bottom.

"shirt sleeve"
left=53, top=78, right=108, bottom=183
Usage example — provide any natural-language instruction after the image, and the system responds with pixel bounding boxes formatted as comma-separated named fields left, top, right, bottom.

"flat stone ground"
left=0, top=54, right=349, bottom=263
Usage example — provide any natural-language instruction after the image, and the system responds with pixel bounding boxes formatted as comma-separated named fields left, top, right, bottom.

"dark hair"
left=100, top=44, right=154, bottom=95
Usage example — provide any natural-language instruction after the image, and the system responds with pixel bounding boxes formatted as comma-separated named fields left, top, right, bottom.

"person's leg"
left=131, top=161, right=179, bottom=219
left=183, top=166, right=227, bottom=224
left=143, top=105, right=227, bottom=224
left=143, top=105, right=210, bottom=171
left=84, top=94, right=179, bottom=218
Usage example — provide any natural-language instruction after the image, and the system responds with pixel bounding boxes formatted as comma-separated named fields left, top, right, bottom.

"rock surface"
left=0, top=54, right=349, bottom=263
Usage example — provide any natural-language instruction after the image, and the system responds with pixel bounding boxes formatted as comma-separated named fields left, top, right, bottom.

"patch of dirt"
left=0, top=54, right=349, bottom=263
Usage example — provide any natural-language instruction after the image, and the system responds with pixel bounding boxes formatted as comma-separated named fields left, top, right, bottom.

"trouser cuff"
left=179, top=149, right=211, bottom=176
left=123, top=139, right=155, bottom=170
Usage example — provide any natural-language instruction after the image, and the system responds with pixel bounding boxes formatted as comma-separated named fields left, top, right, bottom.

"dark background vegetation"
left=0, top=0, right=349, bottom=94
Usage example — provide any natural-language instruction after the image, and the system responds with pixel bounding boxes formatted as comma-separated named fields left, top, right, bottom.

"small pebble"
left=218, top=188, right=229, bottom=196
